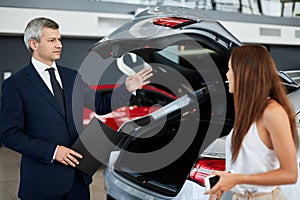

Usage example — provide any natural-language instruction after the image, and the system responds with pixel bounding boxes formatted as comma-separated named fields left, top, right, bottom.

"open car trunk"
left=114, top=87, right=213, bottom=196
left=98, top=44, right=233, bottom=196
left=88, top=14, right=238, bottom=196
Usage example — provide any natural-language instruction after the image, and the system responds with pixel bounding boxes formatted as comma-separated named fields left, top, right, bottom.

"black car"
left=86, top=5, right=300, bottom=200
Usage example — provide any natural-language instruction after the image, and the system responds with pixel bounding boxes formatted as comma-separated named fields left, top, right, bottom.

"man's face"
left=30, top=27, right=62, bottom=66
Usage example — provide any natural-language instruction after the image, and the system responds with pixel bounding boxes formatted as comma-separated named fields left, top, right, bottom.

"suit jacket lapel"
left=25, top=63, right=65, bottom=118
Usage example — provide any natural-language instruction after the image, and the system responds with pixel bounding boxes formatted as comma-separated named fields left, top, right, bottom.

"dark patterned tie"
left=46, top=68, right=65, bottom=116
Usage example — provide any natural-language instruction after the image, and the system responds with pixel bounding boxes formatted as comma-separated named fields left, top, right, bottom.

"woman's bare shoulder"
left=262, top=99, right=288, bottom=125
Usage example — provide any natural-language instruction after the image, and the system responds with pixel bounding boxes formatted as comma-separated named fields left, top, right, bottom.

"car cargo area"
left=109, top=41, right=234, bottom=196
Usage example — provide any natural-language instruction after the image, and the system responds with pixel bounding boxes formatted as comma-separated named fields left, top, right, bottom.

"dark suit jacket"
left=0, top=62, right=131, bottom=199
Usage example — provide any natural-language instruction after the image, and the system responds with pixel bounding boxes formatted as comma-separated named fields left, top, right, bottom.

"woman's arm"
left=206, top=100, right=297, bottom=199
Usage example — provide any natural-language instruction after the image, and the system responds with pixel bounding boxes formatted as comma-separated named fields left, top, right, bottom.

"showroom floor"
left=0, top=146, right=106, bottom=200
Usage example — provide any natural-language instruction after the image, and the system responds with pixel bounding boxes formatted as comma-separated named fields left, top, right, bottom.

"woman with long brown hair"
left=207, top=44, right=298, bottom=200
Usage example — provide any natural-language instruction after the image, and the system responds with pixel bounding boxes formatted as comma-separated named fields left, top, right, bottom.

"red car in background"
left=83, top=84, right=177, bottom=130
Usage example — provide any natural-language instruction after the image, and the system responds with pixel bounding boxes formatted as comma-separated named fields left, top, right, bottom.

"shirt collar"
left=31, top=57, right=58, bottom=74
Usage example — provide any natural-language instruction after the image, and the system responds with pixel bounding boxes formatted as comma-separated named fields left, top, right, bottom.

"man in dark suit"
left=0, top=17, right=152, bottom=200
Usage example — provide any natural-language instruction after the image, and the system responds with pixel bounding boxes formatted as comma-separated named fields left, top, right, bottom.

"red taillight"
left=189, top=158, right=225, bottom=186
left=153, top=17, right=196, bottom=28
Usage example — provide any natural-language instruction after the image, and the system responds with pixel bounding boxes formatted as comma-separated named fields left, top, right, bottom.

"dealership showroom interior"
left=1, top=0, right=300, bottom=199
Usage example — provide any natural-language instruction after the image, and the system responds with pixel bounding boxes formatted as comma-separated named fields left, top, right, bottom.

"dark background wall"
left=0, top=35, right=299, bottom=125
left=1, top=36, right=299, bottom=82
left=269, top=45, right=300, bottom=70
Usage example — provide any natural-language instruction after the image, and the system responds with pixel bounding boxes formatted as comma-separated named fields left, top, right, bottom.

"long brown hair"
left=230, top=44, right=298, bottom=163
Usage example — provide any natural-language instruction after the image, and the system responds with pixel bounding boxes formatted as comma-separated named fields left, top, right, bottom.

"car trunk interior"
left=109, top=40, right=235, bottom=197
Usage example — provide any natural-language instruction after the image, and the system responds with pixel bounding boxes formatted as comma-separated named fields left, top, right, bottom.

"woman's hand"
left=205, top=171, right=238, bottom=200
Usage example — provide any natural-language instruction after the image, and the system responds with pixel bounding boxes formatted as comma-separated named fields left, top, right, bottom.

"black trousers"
left=45, top=170, right=90, bottom=200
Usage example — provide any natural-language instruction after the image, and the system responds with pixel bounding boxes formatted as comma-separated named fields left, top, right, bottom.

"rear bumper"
left=103, top=167, right=223, bottom=200
left=104, top=167, right=174, bottom=200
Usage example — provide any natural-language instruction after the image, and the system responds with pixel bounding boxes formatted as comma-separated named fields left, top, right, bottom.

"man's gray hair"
left=24, top=17, right=59, bottom=53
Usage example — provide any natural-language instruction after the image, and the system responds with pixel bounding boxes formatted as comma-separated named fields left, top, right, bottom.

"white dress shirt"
left=31, top=57, right=62, bottom=161
left=31, top=57, right=63, bottom=94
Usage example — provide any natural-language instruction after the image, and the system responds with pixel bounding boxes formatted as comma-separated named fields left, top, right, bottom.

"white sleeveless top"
left=226, top=122, right=279, bottom=194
